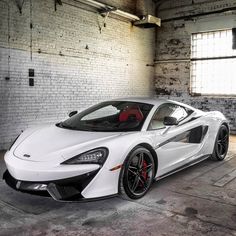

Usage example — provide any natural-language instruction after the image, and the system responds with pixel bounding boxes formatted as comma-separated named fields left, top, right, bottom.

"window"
left=191, top=29, right=236, bottom=95
left=59, top=101, right=153, bottom=132
left=81, top=105, right=119, bottom=120
left=148, top=103, right=189, bottom=130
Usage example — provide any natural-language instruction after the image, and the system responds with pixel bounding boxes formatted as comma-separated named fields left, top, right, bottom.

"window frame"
left=147, top=103, right=193, bottom=131
left=190, top=28, right=236, bottom=97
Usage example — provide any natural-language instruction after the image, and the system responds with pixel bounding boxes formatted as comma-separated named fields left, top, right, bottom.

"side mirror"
left=163, top=116, right=179, bottom=126
left=69, top=111, right=77, bottom=117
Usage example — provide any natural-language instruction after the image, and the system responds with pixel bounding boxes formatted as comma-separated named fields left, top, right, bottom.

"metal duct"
left=75, top=0, right=140, bottom=21
left=134, top=15, right=161, bottom=28
left=74, top=0, right=160, bottom=27
left=135, top=0, right=161, bottom=28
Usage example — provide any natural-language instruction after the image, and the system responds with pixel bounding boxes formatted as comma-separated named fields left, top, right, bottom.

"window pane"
left=148, top=104, right=188, bottom=130
left=191, top=29, right=236, bottom=59
left=191, top=59, right=236, bottom=95
left=191, top=29, right=236, bottom=95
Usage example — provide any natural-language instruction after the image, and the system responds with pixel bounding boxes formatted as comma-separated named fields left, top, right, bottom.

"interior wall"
left=0, top=0, right=155, bottom=149
left=155, top=0, right=236, bottom=134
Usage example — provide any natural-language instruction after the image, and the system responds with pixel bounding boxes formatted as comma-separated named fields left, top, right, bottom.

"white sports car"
left=3, top=98, right=229, bottom=201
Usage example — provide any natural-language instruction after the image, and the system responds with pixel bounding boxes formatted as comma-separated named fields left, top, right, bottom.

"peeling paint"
left=155, top=0, right=236, bottom=134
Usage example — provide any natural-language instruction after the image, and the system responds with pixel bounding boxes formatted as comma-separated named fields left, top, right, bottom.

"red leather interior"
left=119, top=106, right=144, bottom=122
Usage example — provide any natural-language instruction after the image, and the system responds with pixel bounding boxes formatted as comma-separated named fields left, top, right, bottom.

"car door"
left=148, top=103, right=207, bottom=177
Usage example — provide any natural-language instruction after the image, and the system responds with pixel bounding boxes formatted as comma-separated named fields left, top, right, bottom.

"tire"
left=119, top=146, right=155, bottom=199
left=211, top=124, right=229, bottom=161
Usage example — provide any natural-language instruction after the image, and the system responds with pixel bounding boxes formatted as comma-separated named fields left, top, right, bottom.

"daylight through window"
left=191, top=29, right=236, bottom=95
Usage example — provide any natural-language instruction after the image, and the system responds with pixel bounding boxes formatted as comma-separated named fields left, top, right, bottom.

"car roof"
left=111, top=97, right=199, bottom=111
left=111, top=97, right=168, bottom=105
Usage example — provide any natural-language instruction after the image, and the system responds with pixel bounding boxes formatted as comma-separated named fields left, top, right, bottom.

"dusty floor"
left=0, top=137, right=236, bottom=236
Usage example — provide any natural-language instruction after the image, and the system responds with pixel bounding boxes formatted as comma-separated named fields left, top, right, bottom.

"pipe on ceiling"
left=75, top=0, right=140, bottom=21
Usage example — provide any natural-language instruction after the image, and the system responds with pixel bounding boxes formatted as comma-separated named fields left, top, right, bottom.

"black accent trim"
left=157, top=137, right=176, bottom=148
left=47, top=183, right=82, bottom=200
left=178, top=116, right=201, bottom=126
left=201, top=126, right=209, bottom=142
left=156, top=125, right=208, bottom=148
left=155, top=155, right=210, bottom=181
left=8, top=134, right=21, bottom=151
left=61, top=147, right=109, bottom=165
left=3, top=169, right=99, bottom=201
left=3, top=170, right=18, bottom=189
left=3, top=170, right=50, bottom=197
left=51, top=194, right=119, bottom=203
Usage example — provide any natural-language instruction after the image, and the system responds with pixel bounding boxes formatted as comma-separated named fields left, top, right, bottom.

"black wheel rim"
left=217, top=126, right=229, bottom=158
left=126, top=151, right=154, bottom=196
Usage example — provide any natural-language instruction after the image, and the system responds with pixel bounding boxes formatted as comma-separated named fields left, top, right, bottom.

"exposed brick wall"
left=154, top=0, right=236, bottom=134
left=0, top=0, right=155, bottom=149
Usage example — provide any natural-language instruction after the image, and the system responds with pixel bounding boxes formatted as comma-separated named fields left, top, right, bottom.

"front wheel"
left=211, top=124, right=229, bottom=161
left=119, top=146, right=155, bottom=199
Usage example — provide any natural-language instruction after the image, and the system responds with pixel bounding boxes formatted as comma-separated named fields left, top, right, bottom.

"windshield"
left=58, top=101, right=153, bottom=132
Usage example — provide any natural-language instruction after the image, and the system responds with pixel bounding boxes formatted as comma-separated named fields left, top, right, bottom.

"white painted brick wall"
left=0, top=0, right=155, bottom=149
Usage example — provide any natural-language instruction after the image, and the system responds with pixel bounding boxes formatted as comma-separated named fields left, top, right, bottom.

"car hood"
left=13, top=125, right=122, bottom=162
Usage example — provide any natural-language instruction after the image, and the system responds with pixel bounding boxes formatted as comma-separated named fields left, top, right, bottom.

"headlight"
left=9, top=134, right=21, bottom=150
left=61, top=148, right=109, bottom=165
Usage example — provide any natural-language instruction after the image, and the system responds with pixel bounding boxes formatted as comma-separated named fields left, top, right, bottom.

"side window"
left=172, top=106, right=188, bottom=121
left=148, top=103, right=188, bottom=130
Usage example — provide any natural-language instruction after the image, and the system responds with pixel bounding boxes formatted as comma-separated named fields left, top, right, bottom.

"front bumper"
left=4, top=150, right=122, bottom=200
left=4, top=151, right=100, bottom=182
left=3, top=169, right=99, bottom=201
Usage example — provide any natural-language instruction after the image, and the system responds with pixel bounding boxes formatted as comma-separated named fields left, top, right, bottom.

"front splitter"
left=3, top=169, right=99, bottom=201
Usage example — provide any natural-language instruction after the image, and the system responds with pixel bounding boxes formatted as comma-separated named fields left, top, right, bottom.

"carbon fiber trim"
left=155, top=125, right=208, bottom=149
left=3, top=169, right=99, bottom=200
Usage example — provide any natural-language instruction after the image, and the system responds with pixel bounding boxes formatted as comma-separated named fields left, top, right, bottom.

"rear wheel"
left=119, top=146, right=155, bottom=199
left=211, top=124, right=229, bottom=161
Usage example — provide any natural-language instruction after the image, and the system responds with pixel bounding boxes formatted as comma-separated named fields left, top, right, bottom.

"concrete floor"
left=0, top=138, right=236, bottom=236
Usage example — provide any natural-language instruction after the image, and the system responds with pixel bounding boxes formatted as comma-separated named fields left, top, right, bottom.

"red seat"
left=119, top=106, right=144, bottom=122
